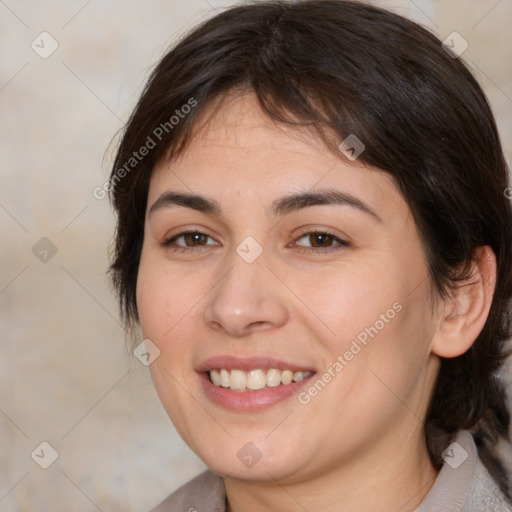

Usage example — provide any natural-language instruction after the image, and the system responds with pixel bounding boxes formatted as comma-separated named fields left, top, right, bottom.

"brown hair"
left=108, top=0, right=512, bottom=498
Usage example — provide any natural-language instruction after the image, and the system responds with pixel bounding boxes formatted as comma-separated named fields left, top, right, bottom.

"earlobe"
left=431, top=246, right=497, bottom=359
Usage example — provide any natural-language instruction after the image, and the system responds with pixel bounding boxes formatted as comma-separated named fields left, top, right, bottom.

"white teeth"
left=210, top=370, right=221, bottom=386
left=220, top=369, right=230, bottom=387
left=293, top=371, right=304, bottom=382
left=230, top=370, right=247, bottom=391
left=247, top=369, right=266, bottom=390
left=266, top=368, right=281, bottom=387
left=208, top=368, right=313, bottom=391
left=281, top=370, right=293, bottom=385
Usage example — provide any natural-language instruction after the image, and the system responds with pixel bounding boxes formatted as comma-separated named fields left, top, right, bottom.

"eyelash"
left=162, top=230, right=350, bottom=255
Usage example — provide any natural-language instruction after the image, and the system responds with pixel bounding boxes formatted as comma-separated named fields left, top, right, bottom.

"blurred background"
left=1, top=0, right=511, bottom=510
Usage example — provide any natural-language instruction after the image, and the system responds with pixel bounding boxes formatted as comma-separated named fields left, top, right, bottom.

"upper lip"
left=196, top=355, right=316, bottom=373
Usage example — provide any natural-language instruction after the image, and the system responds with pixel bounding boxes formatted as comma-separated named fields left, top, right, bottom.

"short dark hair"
left=108, top=0, right=512, bottom=498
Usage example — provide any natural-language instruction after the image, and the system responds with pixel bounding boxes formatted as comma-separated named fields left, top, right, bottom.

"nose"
left=202, top=250, right=289, bottom=337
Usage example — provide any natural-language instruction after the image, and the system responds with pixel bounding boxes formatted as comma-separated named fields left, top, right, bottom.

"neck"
left=224, top=428, right=439, bottom=512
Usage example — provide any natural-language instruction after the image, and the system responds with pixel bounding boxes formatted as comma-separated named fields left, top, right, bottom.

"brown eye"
left=163, top=231, right=217, bottom=249
left=309, top=233, right=334, bottom=247
left=294, top=231, right=350, bottom=254
left=183, top=232, right=208, bottom=246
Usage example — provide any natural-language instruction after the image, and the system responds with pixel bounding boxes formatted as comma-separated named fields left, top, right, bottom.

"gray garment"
left=148, top=430, right=512, bottom=512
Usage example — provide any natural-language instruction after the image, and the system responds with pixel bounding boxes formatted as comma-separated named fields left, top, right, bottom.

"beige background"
left=1, top=1, right=511, bottom=511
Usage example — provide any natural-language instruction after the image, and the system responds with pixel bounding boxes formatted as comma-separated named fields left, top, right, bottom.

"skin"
left=136, top=92, right=496, bottom=511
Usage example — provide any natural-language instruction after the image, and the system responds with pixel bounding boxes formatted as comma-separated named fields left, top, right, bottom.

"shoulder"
left=147, top=470, right=226, bottom=512
left=415, top=430, right=512, bottom=512
left=464, top=447, right=512, bottom=512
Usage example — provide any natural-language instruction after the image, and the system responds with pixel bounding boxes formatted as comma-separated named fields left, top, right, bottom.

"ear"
left=431, top=246, right=497, bottom=358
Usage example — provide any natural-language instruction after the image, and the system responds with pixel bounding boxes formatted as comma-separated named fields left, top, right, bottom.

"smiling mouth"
left=208, top=368, right=313, bottom=392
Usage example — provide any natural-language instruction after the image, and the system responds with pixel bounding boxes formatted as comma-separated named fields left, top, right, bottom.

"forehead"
left=148, top=92, right=405, bottom=221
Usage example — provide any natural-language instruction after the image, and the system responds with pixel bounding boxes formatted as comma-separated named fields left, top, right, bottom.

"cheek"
left=354, top=294, right=435, bottom=414
left=300, top=262, right=433, bottom=398
left=136, top=256, right=200, bottom=422
left=296, top=261, right=403, bottom=347
left=136, top=262, right=167, bottom=339
left=136, top=254, right=200, bottom=340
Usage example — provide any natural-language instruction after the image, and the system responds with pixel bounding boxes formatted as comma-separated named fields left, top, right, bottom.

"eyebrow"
left=148, top=189, right=382, bottom=222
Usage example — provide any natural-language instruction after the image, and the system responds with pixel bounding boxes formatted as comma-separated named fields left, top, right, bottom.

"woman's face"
left=136, top=93, right=441, bottom=483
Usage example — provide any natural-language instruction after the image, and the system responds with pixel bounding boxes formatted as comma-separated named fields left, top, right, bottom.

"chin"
left=188, top=435, right=312, bottom=483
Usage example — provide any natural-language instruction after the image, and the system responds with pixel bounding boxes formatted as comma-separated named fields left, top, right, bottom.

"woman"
left=108, top=1, right=512, bottom=510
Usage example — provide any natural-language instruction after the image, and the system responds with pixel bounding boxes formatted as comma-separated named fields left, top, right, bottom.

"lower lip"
left=199, top=372, right=315, bottom=412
